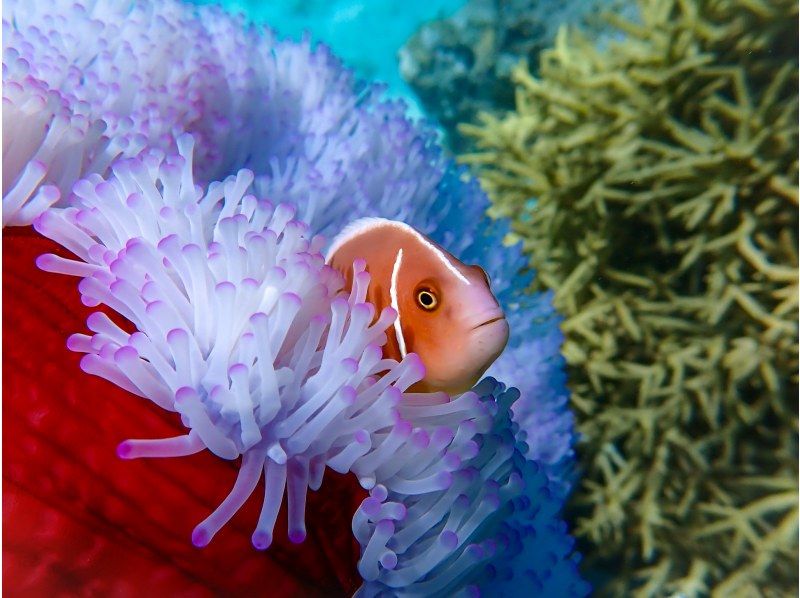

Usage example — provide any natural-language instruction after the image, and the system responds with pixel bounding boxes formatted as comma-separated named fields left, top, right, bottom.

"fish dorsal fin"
left=325, top=217, right=470, bottom=285
left=324, top=217, right=396, bottom=262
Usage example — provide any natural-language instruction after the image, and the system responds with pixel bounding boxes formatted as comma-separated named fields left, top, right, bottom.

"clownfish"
left=326, top=218, right=509, bottom=396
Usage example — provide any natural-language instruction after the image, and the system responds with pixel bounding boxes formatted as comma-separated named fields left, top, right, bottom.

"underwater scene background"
left=3, top=0, right=797, bottom=596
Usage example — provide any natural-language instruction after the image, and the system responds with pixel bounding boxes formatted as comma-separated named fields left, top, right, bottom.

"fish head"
left=395, top=243, right=509, bottom=395
left=326, top=218, right=509, bottom=397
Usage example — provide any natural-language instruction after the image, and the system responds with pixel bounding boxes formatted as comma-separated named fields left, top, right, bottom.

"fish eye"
left=416, top=288, right=438, bottom=311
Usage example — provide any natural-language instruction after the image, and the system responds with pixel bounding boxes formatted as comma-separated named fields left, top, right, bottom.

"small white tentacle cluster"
left=2, top=1, right=170, bottom=225
left=1, top=59, right=120, bottom=226
left=33, top=134, right=427, bottom=550
left=353, top=378, right=589, bottom=597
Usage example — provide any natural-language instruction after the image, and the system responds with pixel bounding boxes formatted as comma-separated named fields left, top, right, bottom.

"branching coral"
left=461, top=0, right=799, bottom=594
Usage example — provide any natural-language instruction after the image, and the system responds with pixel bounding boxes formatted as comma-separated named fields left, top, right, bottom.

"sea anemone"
left=3, top=0, right=576, bottom=494
left=5, top=0, right=584, bottom=593
left=2, top=0, right=210, bottom=223
left=32, top=137, right=588, bottom=594
left=34, top=136, right=427, bottom=549
left=5, top=225, right=369, bottom=595
left=355, top=378, right=589, bottom=596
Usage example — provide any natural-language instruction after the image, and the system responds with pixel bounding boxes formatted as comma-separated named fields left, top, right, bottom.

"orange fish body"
left=326, top=218, right=509, bottom=396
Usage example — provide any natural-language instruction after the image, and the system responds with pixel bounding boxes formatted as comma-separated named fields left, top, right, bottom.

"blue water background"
left=189, top=0, right=466, bottom=117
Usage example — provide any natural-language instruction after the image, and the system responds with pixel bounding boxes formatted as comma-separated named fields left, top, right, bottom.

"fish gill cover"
left=2, top=0, right=584, bottom=595
left=460, top=0, right=798, bottom=594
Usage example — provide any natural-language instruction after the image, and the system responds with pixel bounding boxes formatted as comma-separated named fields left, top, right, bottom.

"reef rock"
left=399, top=0, right=631, bottom=152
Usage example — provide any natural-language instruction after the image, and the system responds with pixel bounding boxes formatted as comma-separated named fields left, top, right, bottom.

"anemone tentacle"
left=34, top=136, right=427, bottom=549
left=353, top=379, right=590, bottom=596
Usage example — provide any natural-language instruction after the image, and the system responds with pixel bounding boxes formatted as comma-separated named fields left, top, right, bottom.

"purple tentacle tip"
left=340, top=385, right=358, bottom=406
left=395, top=419, right=412, bottom=437
left=281, top=292, right=302, bottom=306
left=435, top=470, right=453, bottom=490
left=362, top=497, right=382, bottom=518
left=252, top=531, right=272, bottom=551
left=407, top=353, right=426, bottom=377
left=116, top=440, right=133, bottom=459
left=174, top=386, right=194, bottom=404
left=66, top=333, right=84, bottom=352
left=35, top=254, right=53, bottom=270
left=444, top=452, right=462, bottom=470
left=411, top=429, right=430, bottom=449
left=467, top=544, right=485, bottom=561
left=380, top=551, right=398, bottom=570
left=370, top=485, right=388, bottom=501
left=114, top=345, right=138, bottom=362
left=440, top=530, right=458, bottom=550
left=288, top=529, right=306, bottom=544
left=191, top=526, right=210, bottom=548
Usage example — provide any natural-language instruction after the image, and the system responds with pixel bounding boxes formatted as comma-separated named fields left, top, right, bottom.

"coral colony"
left=399, top=0, right=627, bottom=152
left=462, top=0, right=798, bottom=594
left=3, top=0, right=586, bottom=595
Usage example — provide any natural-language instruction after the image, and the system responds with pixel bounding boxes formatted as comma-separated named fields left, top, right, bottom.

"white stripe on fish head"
left=405, top=227, right=471, bottom=286
left=389, top=248, right=408, bottom=357
left=326, top=217, right=471, bottom=287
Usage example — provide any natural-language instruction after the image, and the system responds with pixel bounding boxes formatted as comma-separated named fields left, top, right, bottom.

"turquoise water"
left=190, top=0, right=465, bottom=116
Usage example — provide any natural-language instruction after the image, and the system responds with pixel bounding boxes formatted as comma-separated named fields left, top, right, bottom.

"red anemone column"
left=3, top=227, right=366, bottom=597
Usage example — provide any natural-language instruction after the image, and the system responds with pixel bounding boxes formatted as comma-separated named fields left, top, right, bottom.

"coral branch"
left=461, top=0, right=799, bottom=593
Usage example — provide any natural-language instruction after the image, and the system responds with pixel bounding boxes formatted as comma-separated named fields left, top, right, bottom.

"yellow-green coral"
left=460, top=0, right=798, bottom=594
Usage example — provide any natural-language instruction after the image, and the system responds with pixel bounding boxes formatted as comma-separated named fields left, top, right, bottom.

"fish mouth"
left=471, top=315, right=506, bottom=330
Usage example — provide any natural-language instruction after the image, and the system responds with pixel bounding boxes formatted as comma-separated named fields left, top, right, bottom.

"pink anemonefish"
left=326, top=218, right=509, bottom=396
